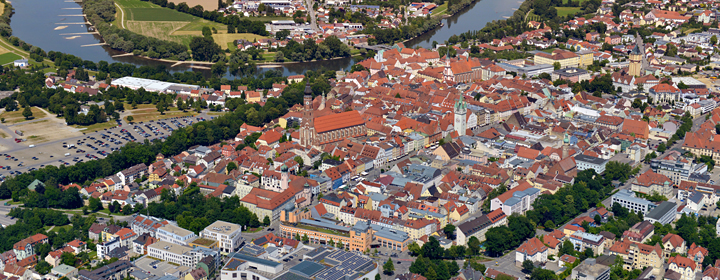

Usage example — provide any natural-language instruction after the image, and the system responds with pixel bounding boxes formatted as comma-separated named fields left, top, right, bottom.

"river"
left=11, top=0, right=521, bottom=76
left=405, top=0, right=524, bottom=49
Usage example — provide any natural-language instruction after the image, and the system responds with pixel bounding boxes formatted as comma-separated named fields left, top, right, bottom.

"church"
left=300, top=84, right=367, bottom=148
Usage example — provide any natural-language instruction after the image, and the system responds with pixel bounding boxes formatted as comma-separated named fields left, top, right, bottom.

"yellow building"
left=628, top=44, right=643, bottom=76
left=534, top=49, right=580, bottom=69
left=449, top=205, right=470, bottom=222
left=408, top=209, right=448, bottom=229
left=577, top=50, right=594, bottom=67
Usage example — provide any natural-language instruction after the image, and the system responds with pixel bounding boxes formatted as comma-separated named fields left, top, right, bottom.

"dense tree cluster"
left=407, top=237, right=461, bottom=280
left=484, top=214, right=536, bottom=256
left=274, top=36, right=350, bottom=62
left=22, top=181, right=84, bottom=209
left=525, top=164, right=630, bottom=230
left=146, top=188, right=260, bottom=233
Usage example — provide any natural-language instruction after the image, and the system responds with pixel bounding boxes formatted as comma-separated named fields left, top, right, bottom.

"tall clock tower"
left=300, top=84, right=315, bottom=147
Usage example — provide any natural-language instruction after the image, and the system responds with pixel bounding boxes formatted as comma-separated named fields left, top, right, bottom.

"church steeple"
left=443, top=55, right=453, bottom=82
left=301, top=83, right=315, bottom=147
left=454, top=94, right=467, bottom=136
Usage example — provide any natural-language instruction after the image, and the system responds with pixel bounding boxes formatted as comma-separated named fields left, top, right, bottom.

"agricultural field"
left=116, top=0, right=268, bottom=48
left=126, top=7, right=196, bottom=21
left=167, top=0, right=219, bottom=12
left=126, top=21, right=196, bottom=46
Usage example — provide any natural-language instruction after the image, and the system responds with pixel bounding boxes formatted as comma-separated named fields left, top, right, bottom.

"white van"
left=28, top=145, right=35, bottom=148
left=65, top=153, right=71, bottom=156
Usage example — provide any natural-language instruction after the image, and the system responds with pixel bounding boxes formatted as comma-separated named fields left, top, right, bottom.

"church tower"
left=300, top=84, right=315, bottom=147
left=454, top=95, right=467, bottom=136
left=280, top=164, right=289, bottom=191
left=443, top=55, right=454, bottom=82
left=628, top=34, right=644, bottom=77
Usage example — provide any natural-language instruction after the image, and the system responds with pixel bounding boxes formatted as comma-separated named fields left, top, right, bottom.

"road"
left=0, top=112, right=215, bottom=180
left=304, top=0, right=319, bottom=32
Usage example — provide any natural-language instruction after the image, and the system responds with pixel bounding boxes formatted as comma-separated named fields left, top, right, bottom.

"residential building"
left=571, top=258, right=611, bottom=280
left=456, top=209, right=507, bottom=246
left=157, top=224, right=198, bottom=246
left=200, top=221, right=243, bottom=253
left=515, top=237, right=548, bottom=265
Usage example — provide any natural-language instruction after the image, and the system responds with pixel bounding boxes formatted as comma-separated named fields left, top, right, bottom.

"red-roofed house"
left=631, top=169, right=673, bottom=197
left=515, top=237, right=548, bottom=265
left=668, top=255, right=699, bottom=280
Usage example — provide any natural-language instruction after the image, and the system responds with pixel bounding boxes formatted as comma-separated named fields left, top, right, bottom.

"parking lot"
left=135, top=255, right=192, bottom=276
left=0, top=115, right=212, bottom=180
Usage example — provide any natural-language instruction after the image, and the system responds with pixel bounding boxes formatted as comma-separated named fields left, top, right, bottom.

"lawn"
left=124, top=103, right=157, bottom=110
left=432, top=3, right=448, bottom=16
left=129, top=108, right=194, bottom=122
left=0, top=53, right=21, bottom=65
left=72, top=121, right=119, bottom=133
left=556, top=7, right=582, bottom=17
left=127, top=7, right=196, bottom=21
left=45, top=224, right=73, bottom=233
left=0, top=107, right=45, bottom=124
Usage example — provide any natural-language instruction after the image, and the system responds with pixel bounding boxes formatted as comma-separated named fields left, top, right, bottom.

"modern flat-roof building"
left=650, top=156, right=698, bottom=185
left=157, top=224, right=198, bottom=246
left=571, top=258, right=611, bottom=280
left=552, top=67, right=591, bottom=83
left=575, top=155, right=609, bottom=173
left=147, top=241, right=218, bottom=269
left=611, top=189, right=655, bottom=214
left=200, top=221, right=243, bottom=253
left=221, top=247, right=378, bottom=280
left=644, top=201, right=678, bottom=225
left=111, top=77, right=199, bottom=93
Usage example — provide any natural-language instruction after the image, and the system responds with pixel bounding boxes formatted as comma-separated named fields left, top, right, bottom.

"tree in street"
left=263, top=216, right=270, bottom=226
left=443, top=224, right=456, bottom=240
left=522, top=260, right=534, bottom=273
left=383, top=258, right=395, bottom=275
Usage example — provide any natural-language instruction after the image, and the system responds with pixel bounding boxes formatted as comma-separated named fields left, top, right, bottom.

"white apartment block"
left=156, top=224, right=198, bottom=246
left=200, top=221, right=243, bottom=253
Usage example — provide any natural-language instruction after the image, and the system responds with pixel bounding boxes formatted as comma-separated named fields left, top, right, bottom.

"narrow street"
left=304, top=0, right=320, bottom=32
